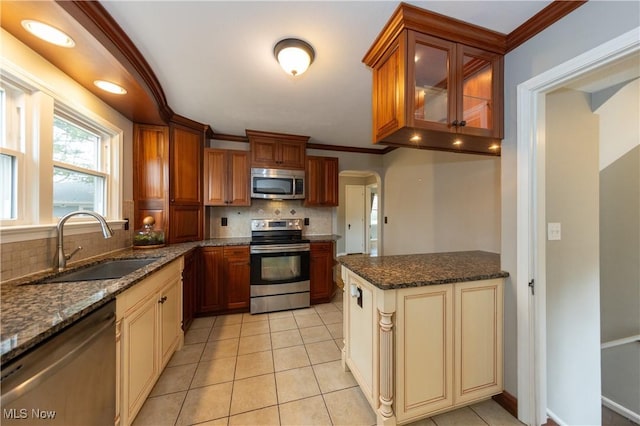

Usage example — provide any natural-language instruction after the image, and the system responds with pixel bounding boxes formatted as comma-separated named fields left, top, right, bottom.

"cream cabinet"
left=453, top=279, right=503, bottom=405
left=116, top=258, right=184, bottom=426
left=342, top=267, right=503, bottom=425
left=396, top=284, right=454, bottom=420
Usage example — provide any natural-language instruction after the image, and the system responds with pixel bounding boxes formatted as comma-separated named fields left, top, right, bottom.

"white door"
left=345, top=185, right=365, bottom=254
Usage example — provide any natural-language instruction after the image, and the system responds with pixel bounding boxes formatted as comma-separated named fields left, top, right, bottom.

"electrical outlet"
left=221, top=217, right=228, bottom=227
left=548, top=222, right=561, bottom=240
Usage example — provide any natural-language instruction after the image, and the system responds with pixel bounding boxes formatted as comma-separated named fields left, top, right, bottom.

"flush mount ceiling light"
left=21, top=20, right=75, bottom=48
left=94, top=80, right=127, bottom=95
left=274, top=38, right=315, bottom=76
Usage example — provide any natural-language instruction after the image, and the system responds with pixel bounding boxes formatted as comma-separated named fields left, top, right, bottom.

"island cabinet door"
left=453, top=279, right=503, bottom=405
left=395, top=284, right=454, bottom=423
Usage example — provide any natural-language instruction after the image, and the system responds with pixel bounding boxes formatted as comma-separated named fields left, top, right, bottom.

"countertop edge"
left=1, top=236, right=342, bottom=363
left=338, top=251, right=510, bottom=290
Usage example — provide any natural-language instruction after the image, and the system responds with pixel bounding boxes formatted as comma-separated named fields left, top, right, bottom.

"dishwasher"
left=1, top=301, right=116, bottom=426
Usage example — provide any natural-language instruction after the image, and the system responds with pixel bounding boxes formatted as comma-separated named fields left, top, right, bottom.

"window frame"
left=0, top=77, right=29, bottom=225
left=52, top=109, right=111, bottom=218
left=0, top=68, right=124, bottom=242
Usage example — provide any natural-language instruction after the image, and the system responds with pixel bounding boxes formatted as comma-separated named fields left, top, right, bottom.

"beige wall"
left=598, top=79, right=639, bottom=416
left=599, top=146, right=640, bottom=415
left=0, top=30, right=134, bottom=283
left=597, top=79, right=640, bottom=343
left=598, top=79, right=640, bottom=170
left=382, top=148, right=501, bottom=256
left=545, top=88, right=601, bottom=423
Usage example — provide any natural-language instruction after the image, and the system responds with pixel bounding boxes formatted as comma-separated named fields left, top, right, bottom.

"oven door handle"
left=250, top=243, right=310, bottom=254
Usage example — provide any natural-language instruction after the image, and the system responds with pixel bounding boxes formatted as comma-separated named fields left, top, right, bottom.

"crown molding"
left=506, top=1, right=588, bottom=53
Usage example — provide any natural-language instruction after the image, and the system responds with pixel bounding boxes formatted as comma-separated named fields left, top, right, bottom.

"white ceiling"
left=101, top=1, right=553, bottom=150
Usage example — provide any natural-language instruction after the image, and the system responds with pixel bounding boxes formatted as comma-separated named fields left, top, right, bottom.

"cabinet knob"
left=452, top=120, right=459, bottom=127
left=459, top=120, right=467, bottom=127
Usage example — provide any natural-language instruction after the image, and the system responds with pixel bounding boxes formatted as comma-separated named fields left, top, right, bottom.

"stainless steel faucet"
left=55, top=211, right=114, bottom=272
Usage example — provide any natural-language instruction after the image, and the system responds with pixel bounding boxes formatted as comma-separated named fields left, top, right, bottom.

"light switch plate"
left=548, top=222, right=561, bottom=240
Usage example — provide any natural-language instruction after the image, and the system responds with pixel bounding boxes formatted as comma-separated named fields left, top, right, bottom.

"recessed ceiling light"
left=453, top=140, right=462, bottom=146
left=409, top=135, right=421, bottom=142
left=489, top=144, right=500, bottom=150
left=94, top=80, right=127, bottom=95
left=21, top=20, right=75, bottom=48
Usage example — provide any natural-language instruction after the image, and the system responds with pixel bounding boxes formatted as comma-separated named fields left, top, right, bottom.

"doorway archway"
left=337, top=170, right=382, bottom=256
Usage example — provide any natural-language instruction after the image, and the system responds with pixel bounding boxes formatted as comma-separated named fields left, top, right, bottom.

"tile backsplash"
left=207, top=199, right=335, bottom=238
left=2, top=200, right=336, bottom=282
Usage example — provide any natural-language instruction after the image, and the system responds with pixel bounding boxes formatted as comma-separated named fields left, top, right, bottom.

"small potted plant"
left=133, top=216, right=165, bottom=248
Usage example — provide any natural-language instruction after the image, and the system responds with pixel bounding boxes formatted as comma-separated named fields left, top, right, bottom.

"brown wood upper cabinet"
left=362, top=3, right=505, bottom=156
left=133, top=122, right=204, bottom=243
left=246, top=129, right=308, bottom=170
left=204, top=148, right=250, bottom=206
left=169, top=123, right=204, bottom=243
left=133, top=124, right=169, bottom=237
left=305, top=156, right=339, bottom=207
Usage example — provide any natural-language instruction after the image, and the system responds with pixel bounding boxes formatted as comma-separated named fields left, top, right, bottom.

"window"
left=0, top=82, right=25, bottom=220
left=0, top=70, right=122, bottom=236
left=53, top=115, right=108, bottom=217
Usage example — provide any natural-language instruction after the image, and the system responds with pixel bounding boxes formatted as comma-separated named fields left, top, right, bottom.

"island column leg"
left=378, top=310, right=396, bottom=426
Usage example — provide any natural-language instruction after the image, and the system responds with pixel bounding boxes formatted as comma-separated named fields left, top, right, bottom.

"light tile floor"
left=133, top=293, right=523, bottom=426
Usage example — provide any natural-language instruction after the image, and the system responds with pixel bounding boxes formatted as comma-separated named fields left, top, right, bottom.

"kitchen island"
left=337, top=251, right=509, bottom=426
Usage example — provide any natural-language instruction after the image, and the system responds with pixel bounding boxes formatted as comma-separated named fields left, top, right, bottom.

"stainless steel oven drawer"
left=250, top=280, right=309, bottom=297
left=250, top=292, right=310, bottom=314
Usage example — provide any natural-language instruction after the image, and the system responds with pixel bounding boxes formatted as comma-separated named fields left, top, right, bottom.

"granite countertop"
left=337, top=250, right=509, bottom=290
left=1, top=234, right=341, bottom=364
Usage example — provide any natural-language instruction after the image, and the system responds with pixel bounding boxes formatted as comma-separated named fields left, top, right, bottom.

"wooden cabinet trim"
left=305, top=156, right=339, bottom=207
left=204, top=148, right=250, bottom=206
left=363, top=3, right=506, bottom=68
left=247, top=129, right=309, bottom=170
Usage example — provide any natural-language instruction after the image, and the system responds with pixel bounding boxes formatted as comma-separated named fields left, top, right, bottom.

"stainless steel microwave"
left=251, top=168, right=305, bottom=199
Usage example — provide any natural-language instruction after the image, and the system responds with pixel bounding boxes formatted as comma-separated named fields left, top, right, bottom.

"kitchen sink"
left=42, top=258, right=158, bottom=283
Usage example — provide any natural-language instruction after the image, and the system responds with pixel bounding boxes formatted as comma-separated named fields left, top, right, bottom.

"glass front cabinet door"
left=408, top=31, right=503, bottom=140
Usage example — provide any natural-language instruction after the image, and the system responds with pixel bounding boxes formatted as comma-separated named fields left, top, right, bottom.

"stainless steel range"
left=250, top=219, right=310, bottom=314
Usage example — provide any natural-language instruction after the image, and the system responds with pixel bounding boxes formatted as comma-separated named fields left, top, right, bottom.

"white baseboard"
left=547, top=409, right=568, bottom=426
left=602, top=396, right=640, bottom=424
